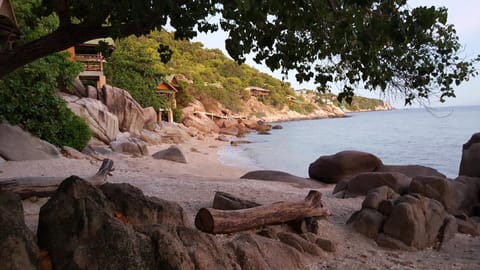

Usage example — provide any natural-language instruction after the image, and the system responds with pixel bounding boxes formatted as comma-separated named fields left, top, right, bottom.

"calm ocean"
left=219, top=106, right=480, bottom=178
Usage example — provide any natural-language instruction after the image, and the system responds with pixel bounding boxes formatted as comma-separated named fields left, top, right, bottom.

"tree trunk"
left=0, top=159, right=113, bottom=199
left=195, top=190, right=330, bottom=234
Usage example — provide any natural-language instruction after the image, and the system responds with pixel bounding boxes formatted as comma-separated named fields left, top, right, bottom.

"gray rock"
left=100, top=85, right=146, bottom=135
left=439, top=215, right=458, bottom=246
left=99, top=183, right=188, bottom=226
left=0, top=122, right=61, bottom=161
left=315, top=238, right=336, bottom=252
left=308, top=150, right=383, bottom=184
left=338, top=172, right=410, bottom=198
left=110, top=137, right=148, bottom=156
left=362, top=186, right=399, bottom=210
left=62, top=145, right=87, bottom=159
left=37, top=176, right=158, bottom=270
left=375, top=233, right=414, bottom=251
left=152, top=145, right=187, bottom=163
left=277, top=232, right=324, bottom=256
left=459, top=133, right=480, bottom=177
left=139, top=129, right=163, bottom=145
left=241, top=170, right=324, bottom=188
left=382, top=194, right=446, bottom=249
left=86, top=85, right=99, bottom=99
left=66, top=96, right=119, bottom=143
left=376, top=164, right=446, bottom=178
left=217, top=135, right=230, bottom=142
left=347, top=208, right=384, bottom=238
left=142, top=107, right=158, bottom=131
left=72, top=78, right=87, bottom=97
left=0, top=191, right=39, bottom=270
left=456, top=218, right=479, bottom=236
left=272, top=125, right=283, bottom=130
left=409, top=176, right=460, bottom=215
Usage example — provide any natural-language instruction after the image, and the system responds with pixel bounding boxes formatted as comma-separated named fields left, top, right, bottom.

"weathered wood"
left=212, top=191, right=320, bottom=234
left=212, top=191, right=260, bottom=210
left=196, top=190, right=330, bottom=234
left=0, top=159, right=114, bottom=199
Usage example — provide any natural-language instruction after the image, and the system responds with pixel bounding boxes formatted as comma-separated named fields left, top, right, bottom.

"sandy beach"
left=1, top=136, right=479, bottom=269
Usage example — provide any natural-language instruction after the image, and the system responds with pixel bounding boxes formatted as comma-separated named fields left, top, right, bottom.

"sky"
left=192, top=0, right=480, bottom=108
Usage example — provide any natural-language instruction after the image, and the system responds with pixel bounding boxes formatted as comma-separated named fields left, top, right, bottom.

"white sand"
left=1, top=136, right=479, bottom=269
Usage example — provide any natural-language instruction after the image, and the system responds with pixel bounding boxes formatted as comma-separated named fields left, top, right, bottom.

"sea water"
left=218, top=106, right=480, bottom=178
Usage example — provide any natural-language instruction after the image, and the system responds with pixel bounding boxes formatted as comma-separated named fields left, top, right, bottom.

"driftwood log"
left=0, top=159, right=114, bottom=199
left=196, top=190, right=330, bottom=234
left=213, top=191, right=320, bottom=233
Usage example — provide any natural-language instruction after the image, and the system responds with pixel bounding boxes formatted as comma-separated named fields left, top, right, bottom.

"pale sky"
left=193, top=1, right=480, bottom=107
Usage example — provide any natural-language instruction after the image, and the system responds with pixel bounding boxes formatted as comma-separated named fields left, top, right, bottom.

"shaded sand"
left=1, top=136, right=479, bottom=269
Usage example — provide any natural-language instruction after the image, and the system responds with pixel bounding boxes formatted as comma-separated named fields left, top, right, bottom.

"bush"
left=172, top=107, right=183, bottom=123
left=0, top=53, right=91, bottom=150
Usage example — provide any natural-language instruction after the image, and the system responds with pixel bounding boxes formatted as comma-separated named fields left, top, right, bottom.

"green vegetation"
left=3, top=1, right=477, bottom=105
left=104, top=35, right=169, bottom=110
left=0, top=0, right=91, bottom=150
left=0, top=53, right=91, bottom=150
left=106, top=31, right=296, bottom=113
left=316, top=93, right=386, bottom=111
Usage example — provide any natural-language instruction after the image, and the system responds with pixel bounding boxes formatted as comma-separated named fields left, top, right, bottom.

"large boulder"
left=459, top=133, right=480, bottom=177
left=156, top=122, right=191, bottom=144
left=410, top=175, right=480, bottom=216
left=347, top=208, right=384, bottom=238
left=99, top=183, right=188, bottom=226
left=99, top=85, right=146, bottom=135
left=36, top=176, right=323, bottom=270
left=110, top=137, right=148, bottom=156
left=0, top=122, right=61, bottom=161
left=308, top=150, right=383, bottom=184
left=142, top=107, right=158, bottom=131
left=0, top=191, right=39, bottom=270
left=182, top=114, right=220, bottom=134
left=333, top=172, right=410, bottom=198
left=376, top=164, right=445, bottom=178
left=382, top=194, right=446, bottom=249
left=152, top=145, right=187, bottom=163
left=66, top=96, right=119, bottom=143
left=38, top=177, right=158, bottom=270
left=139, top=129, right=163, bottom=145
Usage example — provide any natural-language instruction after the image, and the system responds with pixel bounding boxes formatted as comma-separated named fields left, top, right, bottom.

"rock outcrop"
left=110, top=137, right=148, bottom=156
left=376, top=164, right=446, bottom=178
left=0, top=191, right=39, bottom=270
left=99, top=85, right=146, bottom=135
left=152, top=145, right=187, bottom=163
left=348, top=188, right=452, bottom=250
left=65, top=95, right=119, bottom=143
left=0, top=122, right=61, bottom=161
left=308, top=150, right=383, bottom=184
left=34, top=177, right=332, bottom=270
left=333, top=172, right=410, bottom=198
left=459, top=132, right=480, bottom=177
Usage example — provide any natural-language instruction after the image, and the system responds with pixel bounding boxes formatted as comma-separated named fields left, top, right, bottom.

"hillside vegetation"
left=105, top=31, right=391, bottom=116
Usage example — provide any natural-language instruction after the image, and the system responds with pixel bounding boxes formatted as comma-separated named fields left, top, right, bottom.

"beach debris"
left=195, top=190, right=330, bottom=234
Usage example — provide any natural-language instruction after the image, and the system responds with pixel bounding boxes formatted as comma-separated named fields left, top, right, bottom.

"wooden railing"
left=75, top=53, right=103, bottom=72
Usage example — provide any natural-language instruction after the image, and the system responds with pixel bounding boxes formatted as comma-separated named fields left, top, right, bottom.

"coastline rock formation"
left=459, top=132, right=480, bottom=177
left=0, top=122, right=61, bottom=161
left=308, top=150, right=383, bottom=184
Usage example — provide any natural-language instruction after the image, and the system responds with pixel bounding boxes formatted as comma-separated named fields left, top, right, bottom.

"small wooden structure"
left=0, top=0, right=21, bottom=51
left=245, top=86, right=270, bottom=99
left=67, top=38, right=115, bottom=89
left=156, top=75, right=181, bottom=123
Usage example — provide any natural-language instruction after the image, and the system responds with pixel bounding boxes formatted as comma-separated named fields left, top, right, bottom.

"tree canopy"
left=3, top=0, right=479, bottom=104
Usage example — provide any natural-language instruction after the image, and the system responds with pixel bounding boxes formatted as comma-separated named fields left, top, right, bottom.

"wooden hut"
left=245, top=86, right=270, bottom=99
left=0, top=0, right=21, bottom=50
left=67, top=38, right=115, bottom=89
left=156, top=78, right=178, bottom=123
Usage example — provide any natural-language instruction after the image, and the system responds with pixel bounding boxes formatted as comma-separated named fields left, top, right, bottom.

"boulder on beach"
left=308, top=150, right=383, bottom=184
left=0, top=122, right=61, bottom=161
left=110, top=137, right=148, bottom=156
left=152, top=145, right=187, bottom=163
left=459, top=132, right=480, bottom=177
left=376, top=164, right=446, bottom=179
left=333, top=171, right=411, bottom=198
left=0, top=191, right=39, bottom=270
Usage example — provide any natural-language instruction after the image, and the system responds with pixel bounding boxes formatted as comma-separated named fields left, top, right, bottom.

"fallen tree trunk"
left=0, top=159, right=114, bottom=199
left=196, top=190, right=330, bottom=234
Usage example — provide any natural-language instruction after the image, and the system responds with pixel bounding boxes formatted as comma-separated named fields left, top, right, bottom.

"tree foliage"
left=3, top=0, right=478, bottom=104
left=103, top=35, right=169, bottom=110
left=0, top=0, right=91, bottom=150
